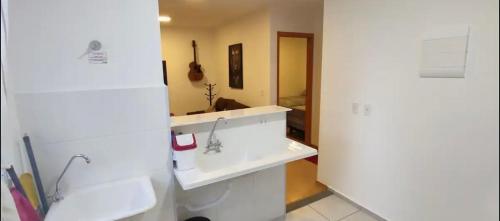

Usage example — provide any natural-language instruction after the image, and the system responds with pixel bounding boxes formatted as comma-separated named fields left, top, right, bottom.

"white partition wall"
left=1, top=0, right=24, bottom=172
left=318, top=0, right=499, bottom=220
left=7, top=0, right=176, bottom=220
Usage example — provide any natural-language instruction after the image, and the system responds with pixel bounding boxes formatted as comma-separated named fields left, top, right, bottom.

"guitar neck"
left=192, top=40, right=197, bottom=64
left=193, top=47, right=197, bottom=63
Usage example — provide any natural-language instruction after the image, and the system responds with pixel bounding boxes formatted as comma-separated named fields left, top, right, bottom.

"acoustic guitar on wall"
left=188, top=40, right=204, bottom=81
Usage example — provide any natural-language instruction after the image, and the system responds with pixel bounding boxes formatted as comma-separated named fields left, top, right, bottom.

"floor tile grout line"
left=306, top=194, right=360, bottom=221
left=307, top=205, right=332, bottom=221
left=328, top=190, right=386, bottom=221
left=336, top=210, right=361, bottom=221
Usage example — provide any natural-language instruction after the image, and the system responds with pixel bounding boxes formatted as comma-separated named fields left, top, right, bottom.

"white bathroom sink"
left=175, top=139, right=317, bottom=190
left=171, top=106, right=317, bottom=190
left=45, top=176, right=156, bottom=221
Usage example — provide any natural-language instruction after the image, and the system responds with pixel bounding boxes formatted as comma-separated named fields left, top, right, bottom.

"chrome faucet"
left=205, top=117, right=225, bottom=154
left=52, top=154, right=91, bottom=202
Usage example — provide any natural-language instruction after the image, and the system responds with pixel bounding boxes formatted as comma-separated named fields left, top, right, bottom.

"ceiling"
left=158, top=0, right=271, bottom=28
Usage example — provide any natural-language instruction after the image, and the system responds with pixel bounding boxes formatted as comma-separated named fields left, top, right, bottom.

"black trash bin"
left=185, top=217, right=210, bottom=221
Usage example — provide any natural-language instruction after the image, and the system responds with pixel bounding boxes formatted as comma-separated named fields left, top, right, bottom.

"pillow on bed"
left=279, top=96, right=306, bottom=107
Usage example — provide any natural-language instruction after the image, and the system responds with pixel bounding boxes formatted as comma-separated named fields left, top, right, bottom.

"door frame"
left=277, top=31, right=314, bottom=146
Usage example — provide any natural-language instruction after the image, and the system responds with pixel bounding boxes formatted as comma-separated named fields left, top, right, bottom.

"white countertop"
left=174, top=139, right=317, bottom=190
left=170, top=105, right=291, bottom=128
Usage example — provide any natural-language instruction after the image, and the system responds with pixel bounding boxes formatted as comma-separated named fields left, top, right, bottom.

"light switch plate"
left=363, top=104, right=372, bottom=116
left=352, top=103, right=359, bottom=114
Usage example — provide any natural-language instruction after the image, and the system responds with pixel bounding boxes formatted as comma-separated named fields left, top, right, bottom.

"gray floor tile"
left=309, top=195, right=359, bottom=221
left=286, top=206, right=328, bottom=221
left=341, top=211, right=378, bottom=221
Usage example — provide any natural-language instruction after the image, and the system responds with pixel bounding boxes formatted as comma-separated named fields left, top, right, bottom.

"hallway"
left=286, top=159, right=327, bottom=204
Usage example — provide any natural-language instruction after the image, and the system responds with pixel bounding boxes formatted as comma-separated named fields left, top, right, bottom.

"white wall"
left=7, top=0, right=176, bottom=220
left=161, top=10, right=272, bottom=112
left=1, top=0, right=24, bottom=171
left=160, top=2, right=324, bottom=144
left=279, top=37, right=307, bottom=98
left=214, top=10, right=271, bottom=107
left=318, top=0, right=499, bottom=220
left=160, top=27, right=217, bottom=115
left=270, top=0, right=324, bottom=145
left=8, top=0, right=164, bottom=92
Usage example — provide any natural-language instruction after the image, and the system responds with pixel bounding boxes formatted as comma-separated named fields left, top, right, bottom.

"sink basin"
left=45, top=176, right=156, bottom=221
left=171, top=106, right=317, bottom=190
left=174, top=139, right=317, bottom=190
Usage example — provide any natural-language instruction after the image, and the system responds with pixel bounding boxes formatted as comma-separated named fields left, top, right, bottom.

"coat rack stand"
left=205, top=83, right=217, bottom=106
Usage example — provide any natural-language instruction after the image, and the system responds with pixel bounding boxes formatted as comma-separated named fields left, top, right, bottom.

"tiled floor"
left=286, top=159, right=327, bottom=204
left=286, top=195, right=379, bottom=221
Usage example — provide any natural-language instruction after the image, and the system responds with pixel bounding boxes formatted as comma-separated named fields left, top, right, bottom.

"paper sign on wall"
left=88, top=51, right=108, bottom=64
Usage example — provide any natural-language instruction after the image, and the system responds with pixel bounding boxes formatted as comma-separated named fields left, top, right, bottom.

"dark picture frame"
left=162, top=60, right=168, bottom=85
left=228, top=43, right=243, bottom=89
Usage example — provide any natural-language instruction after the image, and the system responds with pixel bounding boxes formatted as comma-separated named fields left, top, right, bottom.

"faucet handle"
left=49, top=191, right=64, bottom=204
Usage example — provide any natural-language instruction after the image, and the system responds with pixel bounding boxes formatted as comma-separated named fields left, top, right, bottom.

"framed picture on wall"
left=228, top=43, right=243, bottom=89
left=162, top=60, right=168, bottom=86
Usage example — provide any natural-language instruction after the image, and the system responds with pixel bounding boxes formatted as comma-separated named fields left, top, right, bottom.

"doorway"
left=277, top=32, right=313, bottom=146
left=278, top=32, right=327, bottom=207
